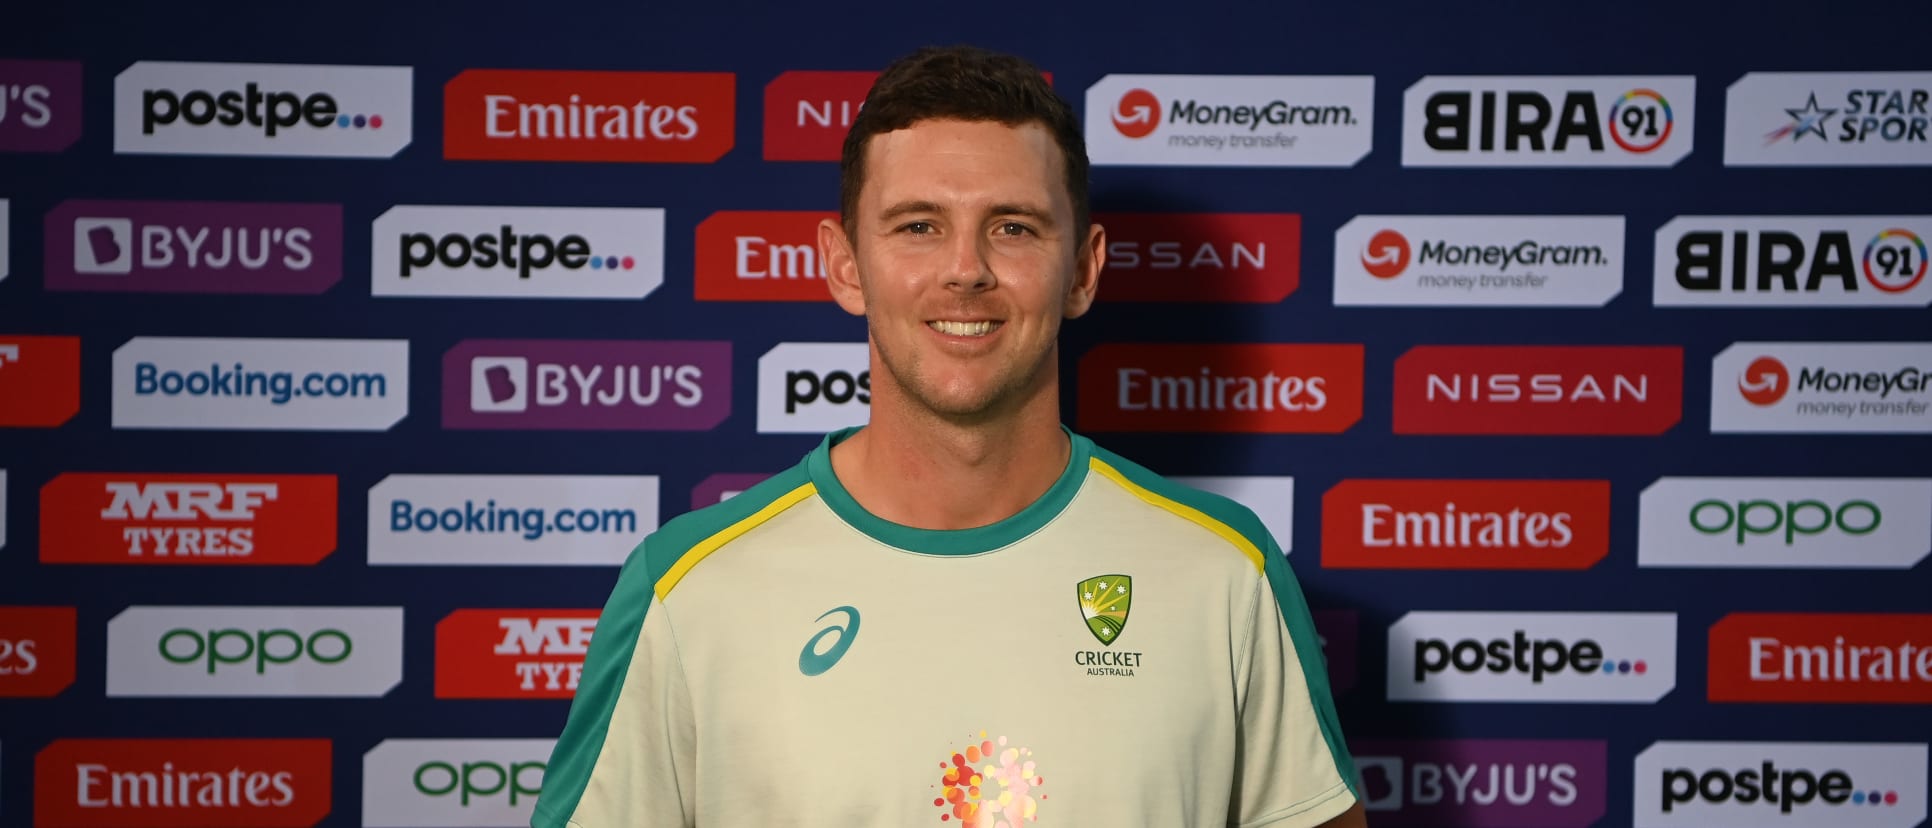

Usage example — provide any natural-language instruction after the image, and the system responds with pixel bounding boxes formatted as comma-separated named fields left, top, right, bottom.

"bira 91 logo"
left=442, top=339, right=730, bottom=431
left=114, top=61, right=411, bottom=158
left=435, top=609, right=598, bottom=699
left=1388, top=611, right=1677, bottom=703
left=0, top=58, right=82, bottom=152
left=36, top=738, right=332, bottom=828
left=1638, top=477, right=1932, bottom=569
left=40, top=473, right=337, bottom=565
left=362, top=739, right=554, bottom=828
left=370, top=205, right=665, bottom=299
left=0, top=605, right=78, bottom=698
left=1709, top=613, right=1932, bottom=704
left=1085, top=74, right=1375, bottom=167
left=1711, top=342, right=1932, bottom=433
left=1333, top=216, right=1624, bottom=307
left=444, top=69, right=733, bottom=163
left=763, top=70, right=878, bottom=161
left=1098, top=213, right=1300, bottom=302
left=0, top=335, right=81, bottom=428
left=1654, top=217, right=1930, bottom=306
left=1352, top=739, right=1607, bottom=827
left=1634, top=741, right=1927, bottom=828
left=1403, top=76, right=1696, bottom=167
left=1394, top=345, right=1683, bottom=435
left=757, top=342, right=869, bottom=433
left=1077, top=343, right=1363, bottom=433
left=105, top=606, right=403, bottom=698
left=1171, top=476, right=1295, bottom=555
left=693, top=210, right=835, bottom=301
left=367, top=474, right=656, bottom=566
left=45, top=199, right=343, bottom=294
left=1322, top=480, right=1610, bottom=570
left=1726, top=72, right=1932, bottom=167
left=112, top=336, right=409, bottom=431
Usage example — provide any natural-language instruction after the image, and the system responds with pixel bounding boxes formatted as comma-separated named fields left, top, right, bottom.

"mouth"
left=927, top=320, right=1003, bottom=337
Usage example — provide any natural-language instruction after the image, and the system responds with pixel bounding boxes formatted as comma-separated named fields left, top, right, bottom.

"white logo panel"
left=112, top=336, right=409, bottom=431
left=1634, top=741, right=1927, bottom=828
left=114, top=61, right=412, bottom=157
left=1084, top=74, right=1374, bottom=167
left=1388, top=611, right=1676, bottom=703
left=371, top=206, right=665, bottom=299
left=1402, top=76, right=1696, bottom=167
left=1334, top=215, right=1624, bottom=306
left=1711, top=342, right=1932, bottom=433
left=363, top=738, right=554, bottom=828
left=1726, top=72, right=1932, bottom=167
left=1654, top=217, right=1931, bottom=306
left=756, top=342, right=870, bottom=434
left=1172, top=476, right=1294, bottom=554
left=369, top=474, right=657, bottom=566
left=0, top=199, right=9, bottom=282
left=1639, top=477, right=1932, bottom=569
left=106, top=605, right=403, bottom=697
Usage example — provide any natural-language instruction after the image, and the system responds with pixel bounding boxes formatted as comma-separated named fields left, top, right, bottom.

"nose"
left=940, top=231, right=996, bottom=292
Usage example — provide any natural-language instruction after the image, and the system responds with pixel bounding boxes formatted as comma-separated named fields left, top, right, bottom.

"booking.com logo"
left=1739, top=357, right=1791, bottom=406
left=1113, top=88, right=1160, bottom=138
left=1362, top=229, right=1411, bottom=279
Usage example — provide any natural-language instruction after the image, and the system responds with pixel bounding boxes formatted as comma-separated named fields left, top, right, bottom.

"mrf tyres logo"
left=0, top=58, right=82, bottom=152
left=757, top=342, right=869, bottom=434
left=371, top=205, right=664, bottom=299
left=35, top=738, right=333, bottom=828
left=1708, top=613, right=1932, bottom=704
left=1351, top=739, right=1607, bottom=827
left=1322, top=480, right=1610, bottom=570
left=1655, top=217, right=1929, bottom=306
left=443, top=339, right=730, bottom=431
left=1634, top=741, right=1927, bottom=828
left=1335, top=215, right=1624, bottom=307
left=1726, top=72, right=1932, bottom=167
left=46, top=199, right=344, bottom=294
left=1387, top=611, right=1677, bottom=703
left=435, top=609, right=598, bottom=699
left=1099, top=212, right=1300, bottom=303
left=1403, top=76, right=1695, bottom=167
left=368, top=474, right=656, bottom=566
left=1077, top=343, right=1363, bottom=433
left=1394, top=345, right=1683, bottom=435
left=362, top=739, right=553, bottom=828
left=0, top=605, right=78, bottom=698
left=1711, top=342, right=1932, bottom=433
left=105, top=606, right=403, bottom=698
left=39, top=473, right=338, bottom=565
left=1638, top=477, right=1932, bottom=569
left=112, top=336, right=409, bottom=431
left=444, top=68, right=734, bottom=163
left=114, top=61, right=411, bottom=158
left=1085, top=74, right=1374, bottom=167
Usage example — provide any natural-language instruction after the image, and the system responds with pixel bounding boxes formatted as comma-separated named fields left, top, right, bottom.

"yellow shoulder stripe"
left=1088, top=457, right=1266, bottom=572
left=654, top=482, right=818, bottom=599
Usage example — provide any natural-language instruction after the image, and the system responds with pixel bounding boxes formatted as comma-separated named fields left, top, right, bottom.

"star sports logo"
left=1739, top=357, right=1791, bottom=406
left=1361, top=229, right=1411, bottom=279
left=1112, top=88, right=1160, bottom=138
left=1768, top=93, right=1836, bottom=145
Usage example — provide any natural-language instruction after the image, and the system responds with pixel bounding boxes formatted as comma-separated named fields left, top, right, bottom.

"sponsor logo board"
left=1709, top=613, right=1932, bottom=704
left=105, top=606, right=403, bottom=697
left=371, top=205, right=664, bottom=299
left=1086, top=74, right=1374, bottom=167
left=1713, top=342, right=1932, bottom=433
left=444, top=69, right=733, bottom=163
left=1654, top=217, right=1929, bottom=306
left=1323, top=480, right=1610, bottom=569
left=1334, top=216, right=1623, bottom=306
left=1099, top=213, right=1300, bottom=302
left=368, top=475, right=656, bottom=566
left=442, top=339, right=730, bottom=431
left=362, top=739, right=553, bottom=828
left=757, top=342, right=869, bottom=433
left=1638, top=477, right=1932, bottom=568
left=763, top=70, right=876, bottom=161
left=694, top=210, right=834, bottom=301
left=435, top=609, right=598, bottom=698
left=0, top=58, right=82, bottom=152
left=0, top=335, right=82, bottom=428
left=36, top=738, right=331, bottom=827
left=0, top=606, right=77, bottom=697
left=114, top=61, right=410, bottom=158
left=40, top=473, right=337, bottom=565
left=1311, top=609, right=1358, bottom=695
left=1, top=468, right=6, bottom=549
left=1077, top=343, right=1363, bottom=433
left=1, top=199, right=8, bottom=281
left=1403, top=76, right=1695, bottom=167
left=1352, top=739, right=1607, bottom=827
left=111, top=337, right=408, bottom=431
left=1634, top=741, right=1926, bottom=827
left=1394, top=345, right=1683, bottom=435
left=1171, top=476, right=1294, bottom=554
left=46, top=200, right=343, bottom=294
left=1726, top=72, right=1932, bottom=167
left=1388, top=611, right=1676, bottom=703
left=691, top=473, right=771, bottom=510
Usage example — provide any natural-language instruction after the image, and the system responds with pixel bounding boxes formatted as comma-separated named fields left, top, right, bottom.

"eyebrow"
left=875, top=200, right=1059, bottom=228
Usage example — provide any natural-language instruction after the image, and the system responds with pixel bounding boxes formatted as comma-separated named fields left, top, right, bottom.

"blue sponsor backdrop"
left=4, top=1, right=1931, bottom=826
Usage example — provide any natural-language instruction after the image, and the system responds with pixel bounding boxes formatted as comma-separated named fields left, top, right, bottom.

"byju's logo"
left=1711, top=342, right=1932, bottom=433
left=1170, top=476, right=1295, bottom=555
left=1404, top=76, right=1696, bottom=167
left=106, top=605, right=403, bottom=697
left=362, top=739, right=553, bottom=828
left=1634, top=741, right=1927, bottom=827
left=1322, top=480, right=1611, bottom=570
left=0, top=605, right=78, bottom=698
left=1078, top=343, right=1364, bottom=433
left=35, top=739, right=333, bottom=828
left=1084, top=74, right=1375, bottom=167
left=1725, top=72, right=1932, bottom=166
left=443, top=339, right=730, bottom=431
left=372, top=205, right=664, bottom=299
left=40, top=473, right=339, bottom=565
left=1335, top=215, right=1624, bottom=306
left=1394, top=345, right=1684, bottom=435
left=114, top=61, right=411, bottom=157
left=46, top=199, right=344, bottom=294
left=757, top=342, right=869, bottom=434
left=1655, top=217, right=1931, bottom=306
left=1388, top=611, right=1676, bottom=703
left=1352, top=739, right=1607, bottom=827
left=435, top=609, right=598, bottom=698
left=444, top=69, right=734, bottom=163
left=694, top=210, right=835, bottom=301
left=1638, top=478, right=1932, bottom=569
left=0, top=334, right=81, bottom=428
left=763, top=70, right=878, bottom=161
left=111, top=336, right=409, bottom=431
left=1708, top=613, right=1932, bottom=704
left=0, top=59, right=82, bottom=152
left=368, top=474, right=656, bottom=566
left=1099, top=212, right=1300, bottom=303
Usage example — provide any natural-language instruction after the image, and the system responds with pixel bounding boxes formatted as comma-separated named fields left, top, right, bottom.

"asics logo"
left=798, top=605, right=860, bottom=676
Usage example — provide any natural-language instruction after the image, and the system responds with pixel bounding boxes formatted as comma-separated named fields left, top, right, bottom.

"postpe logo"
left=1361, top=229, right=1410, bottom=279
left=1351, top=739, right=1607, bottom=827
left=40, top=473, right=338, bottom=565
left=1393, top=345, right=1684, bottom=435
left=693, top=210, right=835, bottom=301
left=0, top=58, right=82, bottom=152
left=1321, top=479, right=1611, bottom=570
left=444, top=68, right=734, bottom=163
left=1634, top=741, right=1927, bottom=828
left=1098, top=212, right=1300, bottom=303
left=442, top=339, right=731, bottom=431
left=1638, top=478, right=1932, bottom=569
left=371, top=205, right=665, bottom=299
left=35, top=738, right=333, bottom=828
left=112, top=336, right=410, bottom=431
left=105, top=605, right=403, bottom=697
left=362, top=738, right=554, bottom=828
left=1708, top=613, right=1932, bottom=704
left=367, top=474, right=656, bottom=566
left=757, top=342, right=870, bottom=434
left=114, top=61, right=411, bottom=158
left=1387, top=611, right=1677, bottom=703
left=0, top=605, right=78, bottom=698
left=47, top=200, right=344, bottom=294
left=1077, top=343, right=1364, bottom=433
left=0, top=334, right=81, bottom=428
left=1112, top=88, right=1161, bottom=138
left=435, top=609, right=598, bottom=698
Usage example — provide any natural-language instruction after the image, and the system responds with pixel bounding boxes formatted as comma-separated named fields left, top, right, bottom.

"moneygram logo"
left=694, top=210, right=835, bottom=301
left=40, top=473, right=337, bottom=565
left=1335, top=216, right=1624, bottom=306
left=1638, top=478, right=1932, bottom=569
left=37, top=739, right=333, bottom=828
left=442, top=339, right=730, bottom=431
left=1394, top=345, right=1683, bottom=435
left=435, top=609, right=598, bottom=698
left=368, top=474, right=656, bottom=566
left=46, top=199, right=343, bottom=294
left=763, top=70, right=877, bottom=161
left=757, top=342, right=870, bottom=433
left=1709, top=613, right=1932, bottom=704
left=1404, top=76, right=1696, bottom=167
left=0, top=605, right=77, bottom=698
left=1170, top=476, right=1295, bottom=555
left=1352, top=739, right=1607, bottom=827
left=1634, top=741, right=1927, bottom=828
left=114, top=61, right=410, bottom=158
left=1098, top=212, right=1300, bottom=302
left=446, top=69, right=733, bottom=163
left=111, top=336, right=409, bottom=431
left=0, top=335, right=81, bottom=428
left=1654, top=217, right=1932, bottom=306
left=105, top=606, right=403, bottom=697
left=363, top=739, right=554, bottom=828
left=1322, top=480, right=1610, bottom=570
left=1388, top=611, right=1677, bottom=703
left=1078, top=343, right=1363, bottom=433
left=0, top=59, right=81, bottom=152
left=1085, top=74, right=1374, bottom=167
left=1711, top=342, right=1932, bottom=433
left=371, top=206, right=664, bottom=299
left=1726, top=72, right=1932, bottom=166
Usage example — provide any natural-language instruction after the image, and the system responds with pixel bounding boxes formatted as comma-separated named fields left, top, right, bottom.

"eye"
left=898, top=221, right=935, bottom=235
left=995, top=222, right=1034, bottom=237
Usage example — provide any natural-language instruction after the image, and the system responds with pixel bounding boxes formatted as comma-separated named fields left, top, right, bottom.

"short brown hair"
left=839, top=45, right=1089, bottom=238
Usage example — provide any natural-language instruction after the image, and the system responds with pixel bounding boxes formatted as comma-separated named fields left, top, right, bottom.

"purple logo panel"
left=44, top=200, right=343, bottom=293
left=1312, top=608, right=1359, bottom=695
left=1350, top=739, right=1607, bottom=827
left=0, top=59, right=82, bottom=152
left=443, top=339, right=732, bottom=431
left=691, top=473, right=776, bottom=511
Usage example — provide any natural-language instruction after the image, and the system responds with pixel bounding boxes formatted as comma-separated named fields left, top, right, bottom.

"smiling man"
left=533, top=46, right=1364, bottom=828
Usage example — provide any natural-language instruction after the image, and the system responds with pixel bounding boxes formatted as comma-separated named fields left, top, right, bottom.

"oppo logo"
left=107, top=606, right=403, bottom=697
left=414, top=759, right=543, bottom=807
left=1638, top=478, right=1931, bottom=569
left=362, top=738, right=554, bottom=826
left=158, top=627, right=351, bottom=674
left=1690, top=499, right=1880, bottom=545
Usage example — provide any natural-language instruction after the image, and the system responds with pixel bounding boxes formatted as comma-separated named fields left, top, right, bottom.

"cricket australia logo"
left=1078, top=574, right=1132, bottom=645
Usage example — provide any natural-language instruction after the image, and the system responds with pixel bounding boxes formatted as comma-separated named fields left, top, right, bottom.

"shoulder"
left=1082, top=438, right=1276, bottom=573
left=636, top=462, right=818, bottom=599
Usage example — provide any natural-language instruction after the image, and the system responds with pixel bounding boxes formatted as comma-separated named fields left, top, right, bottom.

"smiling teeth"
left=930, top=320, right=997, bottom=336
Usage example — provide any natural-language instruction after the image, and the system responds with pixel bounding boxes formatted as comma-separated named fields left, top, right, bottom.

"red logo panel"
left=1709, top=613, right=1932, bottom=704
left=1322, top=480, right=1610, bottom=569
left=36, top=739, right=331, bottom=827
left=763, top=71, right=877, bottom=161
left=0, top=335, right=81, bottom=427
left=694, top=211, right=837, bottom=301
left=40, top=474, right=336, bottom=565
left=0, top=606, right=76, bottom=697
left=445, top=69, right=735, bottom=163
left=1097, top=213, right=1300, bottom=303
left=1078, top=343, right=1362, bottom=433
left=435, top=609, right=600, bottom=699
left=1393, top=345, right=1682, bottom=435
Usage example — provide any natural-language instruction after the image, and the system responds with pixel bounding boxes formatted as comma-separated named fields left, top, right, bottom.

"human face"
left=819, top=119, right=1102, bottom=424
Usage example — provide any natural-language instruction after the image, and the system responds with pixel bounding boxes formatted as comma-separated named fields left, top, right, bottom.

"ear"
left=818, top=217, right=867, bottom=317
left=1064, top=221, right=1104, bottom=319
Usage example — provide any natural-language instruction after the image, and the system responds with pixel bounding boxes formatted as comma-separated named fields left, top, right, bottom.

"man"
left=533, top=46, right=1365, bottom=828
